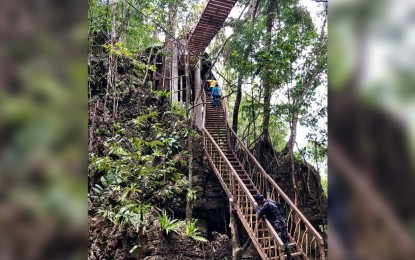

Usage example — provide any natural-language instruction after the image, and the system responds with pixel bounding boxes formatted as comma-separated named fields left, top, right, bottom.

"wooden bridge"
left=187, top=0, right=238, bottom=55
left=185, top=1, right=326, bottom=258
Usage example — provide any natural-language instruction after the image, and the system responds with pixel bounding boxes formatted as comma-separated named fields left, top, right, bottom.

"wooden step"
left=239, top=176, right=251, bottom=181
left=205, top=128, right=226, bottom=131
left=241, top=177, right=253, bottom=183
left=285, top=252, right=303, bottom=257
left=256, top=229, right=269, bottom=233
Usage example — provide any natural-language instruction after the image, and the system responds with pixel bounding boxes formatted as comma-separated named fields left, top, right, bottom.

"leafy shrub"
left=171, top=101, right=181, bottom=116
left=131, top=111, right=158, bottom=127
left=154, top=90, right=171, bottom=100
left=159, top=210, right=180, bottom=235
left=98, top=203, right=150, bottom=231
left=184, top=219, right=208, bottom=243
left=186, top=188, right=197, bottom=202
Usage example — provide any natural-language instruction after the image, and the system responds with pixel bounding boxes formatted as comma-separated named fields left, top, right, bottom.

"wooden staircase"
left=201, top=92, right=326, bottom=259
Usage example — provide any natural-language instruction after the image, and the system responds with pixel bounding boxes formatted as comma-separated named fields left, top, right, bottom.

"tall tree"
left=284, top=9, right=327, bottom=155
left=261, top=0, right=277, bottom=141
left=163, top=0, right=178, bottom=91
left=232, top=0, right=261, bottom=134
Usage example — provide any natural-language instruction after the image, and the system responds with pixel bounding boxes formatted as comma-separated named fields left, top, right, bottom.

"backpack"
left=268, top=200, right=286, bottom=224
left=213, top=86, right=220, bottom=96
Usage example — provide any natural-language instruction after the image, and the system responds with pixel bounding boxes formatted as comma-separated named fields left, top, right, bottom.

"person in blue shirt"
left=254, top=194, right=292, bottom=260
left=212, top=83, right=221, bottom=110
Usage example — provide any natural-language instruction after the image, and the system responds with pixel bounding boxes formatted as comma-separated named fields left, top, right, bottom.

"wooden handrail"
left=202, top=90, right=325, bottom=259
left=221, top=93, right=325, bottom=259
left=231, top=125, right=324, bottom=240
left=229, top=125, right=324, bottom=244
left=202, top=127, right=286, bottom=252
left=202, top=128, right=255, bottom=203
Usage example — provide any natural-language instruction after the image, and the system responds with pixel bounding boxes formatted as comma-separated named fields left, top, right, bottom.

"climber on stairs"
left=212, top=82, right=222, bottom=110
left=254, top=194, right=292, bottom=260
left=206, top=79, right=216, bottom=96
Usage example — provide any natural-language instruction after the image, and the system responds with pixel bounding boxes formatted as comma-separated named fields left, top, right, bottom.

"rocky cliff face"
left=88, top=64, right=237, bottom=258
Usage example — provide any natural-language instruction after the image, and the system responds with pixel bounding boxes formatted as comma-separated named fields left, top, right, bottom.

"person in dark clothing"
left=254, top=194, right=292, bottom=260
left=204, top=81, right=210, bottom=92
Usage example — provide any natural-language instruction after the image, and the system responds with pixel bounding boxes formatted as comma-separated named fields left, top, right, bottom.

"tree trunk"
left=172, top=42, right=179, bottom=101
left=170, top=1, right=179, bottom=100
left=232, top=75, right=243, bottom=134
left=229, top=199, right=241, bottom=260
left=185, top=47, right=193, bottom=221
left=286, top=110, right=298, bottom=155
left=163, top=1, right=178, bottom=91
left=262, top=83, right=271, bottom=140
left=290, top=112, right=299, bottom=205
left=251, top=86, right=256, bottom=143
left=261, top=0, right=276, bottom=141
left=194, top=59, right=203, bottom=129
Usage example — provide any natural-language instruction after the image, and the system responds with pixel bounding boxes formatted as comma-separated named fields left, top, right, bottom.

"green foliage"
left=152, top=148, right=164, bottom=157
left=104, top=139, right=128, bottom=156
left=88, top=0, right=209, bottom=245
left=321, top=174, right=328, bottom=196
left=90, top=130, right=186, bottom=222
left=114, top=122, right=126, bottom=134
left=154, top=90, right=171, bottom=100
left=222, top=0, right=328, bottom=185
left=88, top=0, right=111, bottom=35
left=159, top=210, right=180, bottom=235
left=98, top=203, right=151, bottom=231
left=156, top=131, right=181, bottom=156
left=186, top=188, right=197, bottom=202
left=132, top=111, right=158, bottom=127
left=105, top=42, right=148, bottom=70
left=184, top=219, right=208, bottom=243
left=293, top=151, right=305, bottom=165
left=171, top=101, right=181, bottom=116
left=97, top=208, right=116, bottom=223
left=91, top=174, right=112, bottom=200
